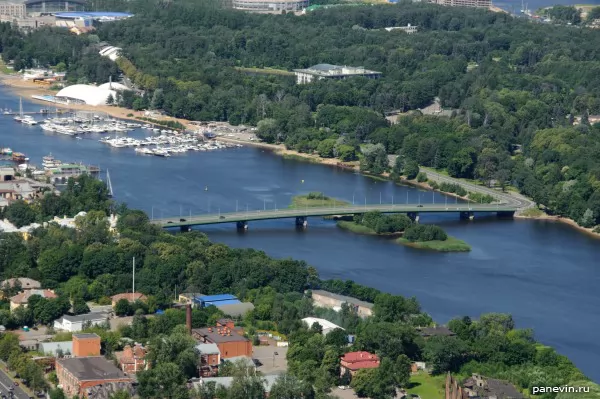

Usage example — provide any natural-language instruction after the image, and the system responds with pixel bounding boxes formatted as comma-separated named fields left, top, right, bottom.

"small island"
left=289, top=191, right=350, bottom=208
left=397, top=224, right=471, bottom=252
left=337, top=211, right=412, bottom=236
left=337, top=211, right=471, bottom=252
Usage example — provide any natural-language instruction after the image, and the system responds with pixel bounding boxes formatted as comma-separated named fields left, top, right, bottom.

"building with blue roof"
left=193, top=294, right=254, bottom=317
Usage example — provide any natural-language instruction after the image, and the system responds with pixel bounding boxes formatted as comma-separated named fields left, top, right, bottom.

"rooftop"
left=464, top=374, right=524, bottom=399
left=195, top=294, right=238, bottom=303
left=341, top=351, right=379, bottom=364
left=196, top=343, right=221, bottom=355
left=293, top=64, right=382, bottom=77
left=192, top=374, right=279, bottom=392
left=73, top=333, right=100, bottom=339
left=215, top=302, right=255, bottom=317
left=302, top=317, right=343, bottom=333
left=10, top=289, right=56, bottom=304
left=192, top=327, right=250, bottom=344
left=57, top=312, right=108, bottom=323
left=417, top=326, right=456, bottom=337
left=111, top=292, right=147, bottom=302
left=310, top=289, right=374, bottom=309
left=0, top=277, right=41, bottom=289
left=57, top=357, right=132, bottom=381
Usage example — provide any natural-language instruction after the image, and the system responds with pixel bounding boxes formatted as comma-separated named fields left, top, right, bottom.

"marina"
left=101, top=134, right=241, bottom=156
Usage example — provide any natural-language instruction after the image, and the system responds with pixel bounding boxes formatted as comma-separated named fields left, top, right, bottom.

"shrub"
left=417, top=172, right=428, bottom=183
left=430, top=181, right=439, bottom=190
left=307, top=192, right=327, bottom=200
left=404, top=224, right=448, bottom=242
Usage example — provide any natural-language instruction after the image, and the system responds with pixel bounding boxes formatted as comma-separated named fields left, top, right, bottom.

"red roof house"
left=340, top=351, right=380, bottom=376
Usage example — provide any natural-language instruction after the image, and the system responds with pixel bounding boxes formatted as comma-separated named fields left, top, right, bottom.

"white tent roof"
left=55, top=84, right=116, bottom=106
left=98, top=82, right=129, bottom=91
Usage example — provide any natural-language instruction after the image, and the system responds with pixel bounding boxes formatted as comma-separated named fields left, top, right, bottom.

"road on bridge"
left=152, top=203, right=517, bottom=228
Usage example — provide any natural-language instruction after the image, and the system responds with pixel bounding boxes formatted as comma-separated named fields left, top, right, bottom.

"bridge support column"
left=407, top=212, right=420, bottom=223
left=497, top=211, right=515, bottom=218
left=236, top=221, right=248, bottom=230
left=460, top=211, right=475, bottom=220
left=295, top=216, right=308, bottom=228
left=180, top=226, right=191, bottom=232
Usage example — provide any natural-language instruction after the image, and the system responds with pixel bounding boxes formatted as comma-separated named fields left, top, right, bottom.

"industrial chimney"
left=186, top=304, right=192, bottom=334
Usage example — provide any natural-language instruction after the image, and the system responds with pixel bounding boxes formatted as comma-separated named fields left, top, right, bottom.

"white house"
left=53, top=312, right=108, bottom=332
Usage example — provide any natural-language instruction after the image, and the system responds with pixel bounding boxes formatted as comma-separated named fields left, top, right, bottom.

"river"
left=1, top=91, right=599, bottom=382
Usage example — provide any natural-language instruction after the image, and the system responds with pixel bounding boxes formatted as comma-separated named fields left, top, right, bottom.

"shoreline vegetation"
left=1, top=74, right=598, bottom=240
left=335, top=211, right=471, bottom=252
left=397, top=235, right=471, bottom=252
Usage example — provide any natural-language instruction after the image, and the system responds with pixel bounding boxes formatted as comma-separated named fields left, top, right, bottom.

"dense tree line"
left=5, top=2, right=600, bottom=228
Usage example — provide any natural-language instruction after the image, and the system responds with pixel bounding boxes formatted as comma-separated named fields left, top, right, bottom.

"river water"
left=1, top=91, right=599, bottom=381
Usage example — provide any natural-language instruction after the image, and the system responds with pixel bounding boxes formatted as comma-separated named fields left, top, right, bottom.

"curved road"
left=421, top=167, right=535, bottom=211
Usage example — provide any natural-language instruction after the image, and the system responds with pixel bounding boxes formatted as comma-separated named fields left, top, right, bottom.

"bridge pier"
left=236, top=221, right=248, bottom=230
left=497, top=211, right=515, bottom=218
left=460, top=211, right=475, bottom=220
left=295, top=216, right=308, bottom=228
left=407, top=212, right=420, bottom=224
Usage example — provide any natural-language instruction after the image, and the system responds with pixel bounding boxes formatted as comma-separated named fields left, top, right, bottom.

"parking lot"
left=252, top=343, right=288, bottom=374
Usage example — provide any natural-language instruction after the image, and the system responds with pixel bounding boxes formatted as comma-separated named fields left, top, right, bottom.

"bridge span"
left=151, top=203, right=517, bottom=230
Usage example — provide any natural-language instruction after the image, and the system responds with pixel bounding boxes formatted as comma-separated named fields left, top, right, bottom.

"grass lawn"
left=407, top=372, right=446, bottom=399
left=288, top=194, right=350, bottom=209
left=397, top=236, right=471, bottom=252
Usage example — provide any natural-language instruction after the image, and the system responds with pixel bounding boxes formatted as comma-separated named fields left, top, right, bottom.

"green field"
left=289, top=193, right=350, bottom=209
left=407, top=372, right=446, bottom=399
left=397, top=236, right=471, bottom=252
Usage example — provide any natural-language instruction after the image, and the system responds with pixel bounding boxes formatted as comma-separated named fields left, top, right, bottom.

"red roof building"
left=340, top=351, right=380, bottom=376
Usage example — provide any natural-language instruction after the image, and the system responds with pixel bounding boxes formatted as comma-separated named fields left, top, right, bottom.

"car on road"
left=180, top=218, right=186, bottom=222
left=219, top=216, right=225, bottom=219
left=417, top=204, right=424, bottom=207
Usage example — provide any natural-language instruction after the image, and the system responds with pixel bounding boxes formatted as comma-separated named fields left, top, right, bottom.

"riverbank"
left=397, top=236, right=471, bottom=252
left=3, top=73, right=599, bottom=240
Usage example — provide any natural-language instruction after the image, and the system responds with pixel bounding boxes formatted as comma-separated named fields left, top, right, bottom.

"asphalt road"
left=421, top=167, right=535, bottom=210
left=0, top=369, right=29, bottom=399
left=152, top=202, right=519, bottom=227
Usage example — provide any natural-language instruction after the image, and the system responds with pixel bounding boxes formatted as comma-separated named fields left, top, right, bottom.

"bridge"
left=151, top=203, right=518, bottom=230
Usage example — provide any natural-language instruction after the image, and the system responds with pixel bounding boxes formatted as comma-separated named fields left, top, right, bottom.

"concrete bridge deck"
left=152, top=203, right=517, bottom=229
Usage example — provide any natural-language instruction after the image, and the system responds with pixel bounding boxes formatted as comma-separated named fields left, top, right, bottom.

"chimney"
left=186, top=304, right=192, bottom=334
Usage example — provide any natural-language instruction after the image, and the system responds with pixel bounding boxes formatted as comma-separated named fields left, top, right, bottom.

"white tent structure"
left=55, top=84, right=117, bottom=106
left=98, top=82, right=129, bottom=91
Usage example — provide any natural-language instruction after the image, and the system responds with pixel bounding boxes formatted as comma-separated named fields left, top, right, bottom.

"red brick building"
left=196, top=342, right=221, bottom=377
left=340, top=351, right=380, bottom=376
left=72, top=333, right=101, bottom=357
left=192, top=321, right=252, bottom=359
left=119, top=344, right=148, bottom=375
left=56, top=357, right=133, bottom=398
